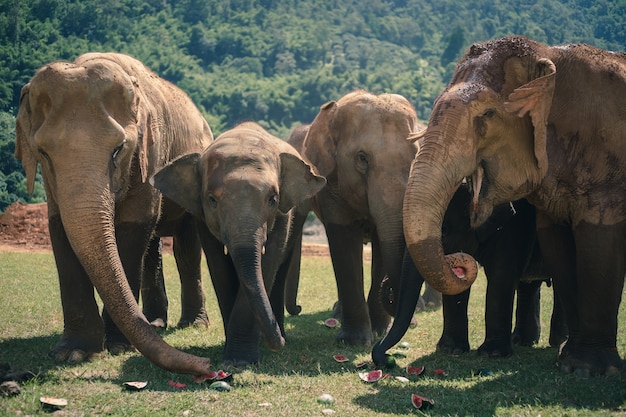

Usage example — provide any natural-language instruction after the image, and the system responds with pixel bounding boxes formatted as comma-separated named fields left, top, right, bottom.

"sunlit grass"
left=0, top=251, right=625, bottom=416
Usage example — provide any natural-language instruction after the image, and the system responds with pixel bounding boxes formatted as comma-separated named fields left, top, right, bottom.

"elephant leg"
left=549, top=284, right=568, bottom=347
left=223, top=290, right=263, bottom=366
left=284, top=231, right=303, bottom=316
left=325, top=222, right=371, bottom=345
left=542, top=220, right=625, bottom=375
left=173, top=214, right=208, bottom=328
left=199, top=225, right=238, bottom=335
left=437, top=290, right=471, bottom=355
left=102, top=222, right=153, bottom=354
left=368, top=237, right=392, bottom=337
left=512, top=280, right=542, bottom=346
left=271, top=252, right=291, bottom=337
left=478, top=268, right=516, bottom=358
left=421, top=284, right=442, bottom=310
left=49, top=214, right=105, bottom=361
left=141, top=236, right=168, bottom=329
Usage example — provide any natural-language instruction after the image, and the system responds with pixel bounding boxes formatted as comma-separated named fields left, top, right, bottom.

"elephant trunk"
left=403, top=121, right=479, bottom=295
left=228, top=237, right=285, bottom=352
left=58, top=187, right=211, bottom=375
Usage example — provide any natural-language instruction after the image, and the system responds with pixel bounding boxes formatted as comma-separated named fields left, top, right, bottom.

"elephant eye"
left=356, top=151, right=369, bottom=173
left=482, top=109, right=496, bottom=118
left=207, top=194, right=218, bottom=208
left=268, top=193, right=278, bottom=208
left=111, top=141, right=126, bottom=166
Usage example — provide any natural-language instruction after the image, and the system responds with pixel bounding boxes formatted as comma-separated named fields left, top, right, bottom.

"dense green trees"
left=1, top=0, right=624, bottom=210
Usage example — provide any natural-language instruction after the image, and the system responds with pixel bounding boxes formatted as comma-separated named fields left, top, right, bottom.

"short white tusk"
left=224, top=245, right=228, bottom=256
left=261, top=245, right=266, bottom=255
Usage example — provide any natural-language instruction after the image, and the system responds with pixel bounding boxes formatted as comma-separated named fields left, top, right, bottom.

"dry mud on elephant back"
left=0, top=202, right=333, bottom=257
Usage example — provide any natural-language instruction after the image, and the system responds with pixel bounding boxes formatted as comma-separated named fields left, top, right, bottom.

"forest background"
left=1, top=0, right=625, bottom=210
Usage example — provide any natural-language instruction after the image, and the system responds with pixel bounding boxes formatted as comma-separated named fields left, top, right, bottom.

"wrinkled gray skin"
left=15, top=53, right=214, bottom=375
left=302, top=90, right=426, bottom=346
left=152, top=122, right=326, bottom=366
left=404, top=36, right=626, bottom=375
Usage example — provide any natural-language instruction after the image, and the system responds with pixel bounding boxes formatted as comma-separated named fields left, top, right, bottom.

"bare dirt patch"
left=0, top=201, right=330, bottom=256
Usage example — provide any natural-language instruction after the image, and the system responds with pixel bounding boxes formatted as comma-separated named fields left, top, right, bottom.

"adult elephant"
left=403, top=36, right=626, bottom=375
left=15, top=53, right=213, bottom=375
left=302, top=90, right=424, bottom=345
left=373, top=184, right=567, bottom=367
left=152, top=122, right=326, bottom=366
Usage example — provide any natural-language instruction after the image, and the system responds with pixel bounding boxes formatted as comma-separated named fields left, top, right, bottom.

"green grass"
left=1, top=251, right=625, bottom=416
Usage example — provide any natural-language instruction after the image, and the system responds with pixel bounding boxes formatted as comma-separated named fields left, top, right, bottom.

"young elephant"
left=152, top=122, right=326, bottom=366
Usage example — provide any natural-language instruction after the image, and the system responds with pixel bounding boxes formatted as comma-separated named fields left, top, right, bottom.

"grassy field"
left=1, top=250, right=625, bottom=416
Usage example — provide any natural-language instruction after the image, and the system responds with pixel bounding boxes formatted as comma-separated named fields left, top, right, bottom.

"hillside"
left=0, top=0, right=625, bottom=209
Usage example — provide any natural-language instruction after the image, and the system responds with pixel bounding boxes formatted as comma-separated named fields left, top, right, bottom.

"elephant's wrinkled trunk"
left=59, top=188, right=211, bottom=375
left=229, top=244, right=285, bottom=352
left=403, top=123, right=479, bottom=295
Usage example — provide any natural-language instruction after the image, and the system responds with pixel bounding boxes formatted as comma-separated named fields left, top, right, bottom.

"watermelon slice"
left=358, top=369, right=383, bottom=382
left=411, top=393, right=434, bottom=409
left=324, top=318, right=339, bottom=327
left=406, top=365, right=425, bottom=376
left=333, top=354, right=349, bottom=363
left=193, top=371, right=218, bottom=383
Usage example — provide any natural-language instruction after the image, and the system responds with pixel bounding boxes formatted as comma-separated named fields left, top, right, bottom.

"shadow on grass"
left=351, top=347, right=626, bottom=416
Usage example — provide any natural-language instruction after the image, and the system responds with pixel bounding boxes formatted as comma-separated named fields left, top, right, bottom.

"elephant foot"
left=149, top=318, right=167, bottom=330
left=50, top=336, right=105, bottom=363
left=106, top=342, right=136, bottom=356
left=549, top=324, right=569, bottom=348
left=558, top=343, right=623, bottom=376
left=477, top=339, right=513, bottom=358
left=421, top=286, right=442, bottom=310
left=337, top=327, right=373, bottom=346
left=177, top=314, right=210, bottom=329
left=436, top=335, right=469, bottom=355
left=286, top=304, right=302, bottom=316
left=511, top=328, right=540, bottom=346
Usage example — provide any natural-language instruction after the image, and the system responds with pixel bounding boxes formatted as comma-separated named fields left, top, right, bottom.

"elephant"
left=15, top=52, right=214, bottom=375
left=402, top=36, right=626, bottom=375
left=301, top=90, right=425, bottom=345
left=372, top=183, right=568, bottom=367
left=151, top=122, right=326, bottom=366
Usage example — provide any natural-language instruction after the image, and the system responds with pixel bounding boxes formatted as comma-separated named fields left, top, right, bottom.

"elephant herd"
left=14, top=35, right=625, bottom=377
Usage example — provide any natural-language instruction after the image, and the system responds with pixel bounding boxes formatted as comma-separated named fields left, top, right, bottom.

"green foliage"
left=0, top=111, right=45, bottom=212
left=0, top=0, right=625, bottom=208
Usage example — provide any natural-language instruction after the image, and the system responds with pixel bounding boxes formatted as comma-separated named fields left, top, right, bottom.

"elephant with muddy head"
left=152, top=122, right=326, bottom=366
left=403, top=36, right=626, bottom=375
left=301, top=90, right=425, bottom=345
left=16, top=53, right=214, bottom=375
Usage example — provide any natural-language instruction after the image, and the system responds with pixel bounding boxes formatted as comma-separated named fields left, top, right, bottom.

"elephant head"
left=15, top=53, right=213, bottom=375
left=403, top=37, right=557, bottom=295
left=152, top=122, right=326, bottom=358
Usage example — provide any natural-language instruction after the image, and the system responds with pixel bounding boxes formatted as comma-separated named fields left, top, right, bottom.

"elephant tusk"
left=261, top=245, right=266, bottom=255
left=224, top=245, right=228, bottom=256
left=471, top=165, right=484, bottom=213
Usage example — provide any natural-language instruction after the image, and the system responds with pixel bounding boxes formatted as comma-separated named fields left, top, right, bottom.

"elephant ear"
left=150, top=153, right=203, bottom=218
left=504, top=58, right=556, bottom=178
left=279, top=152, right=326, bottom=213
left=302, top=101, right=338, bottom=177
left=15, top=84, right=38, bottom=194
left=133, top=77, right=159, bottom=184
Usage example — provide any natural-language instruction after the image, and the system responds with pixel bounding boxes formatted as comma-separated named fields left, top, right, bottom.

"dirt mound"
left=0, top=201, right=330, bottom=256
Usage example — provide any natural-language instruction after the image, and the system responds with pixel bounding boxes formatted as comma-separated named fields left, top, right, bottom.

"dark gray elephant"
left=152, top=122, right=326, bottom=366
left=301, top=90, right=425, bottom=346
left=403, top=36, right=626, bottom=375
left=15, top=52, right=214, bottom=375
left=373, top=184, right=568, bottom=367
